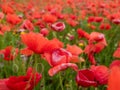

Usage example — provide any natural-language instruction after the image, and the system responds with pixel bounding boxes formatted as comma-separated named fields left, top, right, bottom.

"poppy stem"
left=52, top=31, right=57, bottom=38
left=95, top=87, right=98, bottom=90
left=59, top=72, right=64, bottom=90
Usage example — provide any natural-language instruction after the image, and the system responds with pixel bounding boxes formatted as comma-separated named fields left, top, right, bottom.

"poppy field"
left=0, top=0, right=120, bottom=90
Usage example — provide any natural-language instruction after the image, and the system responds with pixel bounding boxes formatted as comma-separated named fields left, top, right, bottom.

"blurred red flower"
left=109, top=60, right=120, bottom=69
left=6, top=14, right=21, bottom=25
left=0, top=46, right=18, bottom=61
left=42, top=14, right=57, bottom=23
left=108, top=66, right=120, bottom=90
left=1, top=4, right=14, bottom=14
left=77, top=28, right=90, bottom=39
left=76, top=69, right=97, bottom=87
left=113, top=47, right=120, bottom=58
left=5, top=67, right=42, bottom=90
left=43, top=48, right=78, bottom=76
left=0, top=12, right=4, bottom=20
left=21, top=20, right=34, bottom=31
left=99, top=23, right=111, bottom=30
left=40, top=28, right=49, bottom=37
left=51, top=22, right=65, bottom=32
left=21, top=32, right=48, bottom=54
left=20, top=48, right=34, bottom=56
left=90, top=65, right=109, bottom=85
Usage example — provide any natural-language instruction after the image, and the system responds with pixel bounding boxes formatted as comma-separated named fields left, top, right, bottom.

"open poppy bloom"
left=66, top=44, right=83, bottom=63
left=6, top=14, right=21, bottom=25
left=21, top=32, right=63, bottom=54
left=5, top=67, right=42, bottom=90
left=41, top=38, right=63, bottom=53
left=84, top=32, right=107, bottom=65
left=90, top=65, right=109, bottom=85
left=76, top=69, right=97, bottom=87
left=21, top=32, right=48, bottom=54
left=66, top=18, right=78, bottom=27
left=51, top=22, right=65, bottom=32
left=108, top=66, right=120, bottom=90
left=1, top=4, right=14, bottom=14
left=43, top=48, right=78, bottom=76
left=89, top=32, right=107, bottom=46
left=77, top=28, right=90, bottom=39
left=0, top=46, right=18, bottom=61
left=0, top=67, right=42, bottom=90
left=21, top=20, right=34, bottom=31
left=0, top=79, right=9, bottom=90
left=42, top=13, right=57, bottom=23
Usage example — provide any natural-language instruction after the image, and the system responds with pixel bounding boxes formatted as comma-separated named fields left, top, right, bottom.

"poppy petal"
left=48, top=63, right=78, bottom=76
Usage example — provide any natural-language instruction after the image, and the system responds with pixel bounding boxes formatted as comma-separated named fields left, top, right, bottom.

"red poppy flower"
left=0, top=25, right=10, bottom=35
left=90, top=65, right=109, bottom=85
left=0, top=25, right=11, bottom=33
left=0, top=46, right=18, bottom=61
left=112, top=19, right=120, bottom=24
left=5, top=67, right=42, bottom=90
left=89, top=32, right=107, bottom=46
left=113, top=47, right=120, bottom=58
left=32, top=12, right=41, bottom=19
left=20, top=48, right=34, bottom=56
left=0, top=79, right=9, bottom=90
left=41, top=38, right=63, bottom=53
left=66, top=44, right=83, bottom=63
left=6, top=14, right=21, bottom=25
left=88, top=52, right=96, bottom=65
left=94, top=17, right=103, bottom=23
left=76, top=69, right=97, bottom=87
left=42, top=13, right=57, bottom=23
left=99, top=23, right=111, bottom=30
left=89, top=32, right=104, bottom=42
left=35, top=20, right=45, bottom=28
left=40, top=28, right=49, bottom=36
left=109, top=60, right=120, bottom=69
left=43, top=48, right=71, bottom=67
left=87, top=16, right=95, bottom=23
left=21, top=20, right=34, bottom=31
left=77, top=28, right=90, bottom=39
left=51, top=22, right=65, bottom=32
left=66, top=44, right=83, bottom=56
left=43, top=48, right=78, bottom=76
left=1, top=4, right=14, bottom=14
left=0, top=12, right=4, bottom=20
left=108, top=66, right=120, bottom=90
left=21, top=32, right=48, bottom=54
left=66, top=18, right=78, bottom=27
left=93, top=42, right=106, bottom=53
